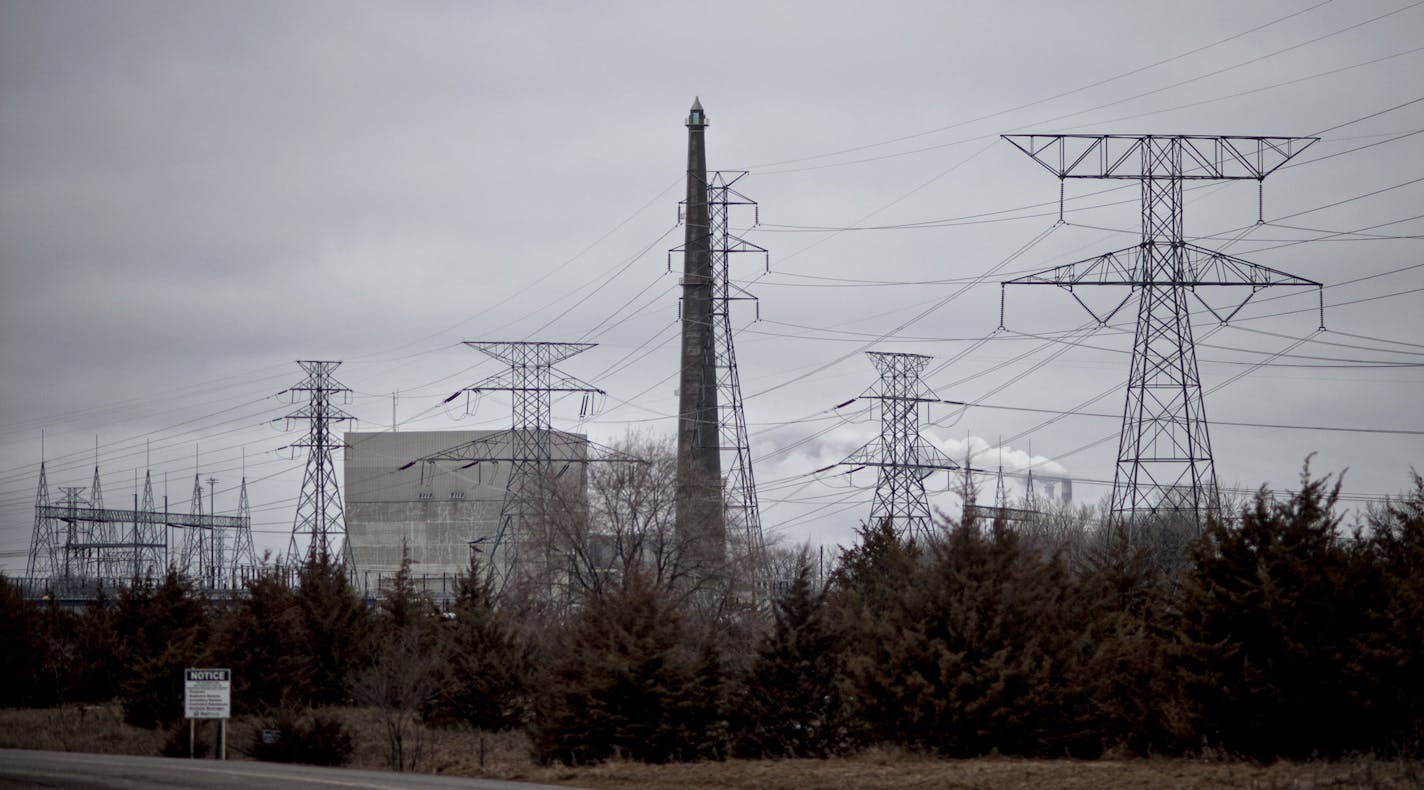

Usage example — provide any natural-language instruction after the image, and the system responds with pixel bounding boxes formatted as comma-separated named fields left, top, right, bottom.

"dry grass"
left=537, top=752, right=1424, bottom=790
left=316, top=706, right=538, bottom=778
left=0, top=705, right=164, bottom=756
left=2, top=706, right=1420, bottom=789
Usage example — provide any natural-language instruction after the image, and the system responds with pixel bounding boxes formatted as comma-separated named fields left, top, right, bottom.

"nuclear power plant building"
left=343, top=430, right=588, bottom=579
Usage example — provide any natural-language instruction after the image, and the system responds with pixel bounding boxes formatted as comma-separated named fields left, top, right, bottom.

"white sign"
left=184, top=668, right=231, bottom=720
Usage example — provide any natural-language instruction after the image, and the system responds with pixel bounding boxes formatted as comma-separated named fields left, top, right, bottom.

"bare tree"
left=348, top=546, right=444, bottom=772
left=521, top=433, right=736, bottom=612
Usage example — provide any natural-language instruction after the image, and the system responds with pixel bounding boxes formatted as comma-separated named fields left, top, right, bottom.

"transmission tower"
left=1000, top=134, right=1323, bottom=530
left=232, top=476, right=257, bottom=574
left=283, top=360, right=354, bottom=567
left=180, top=474, right=209, bottom=585
left=836, top=352, right=959, bottom=540
left=673, top=164, right=771, bottom=595
left=25, top=462, right=54, bottom=580
left=416, top=342, right=604, bottom=592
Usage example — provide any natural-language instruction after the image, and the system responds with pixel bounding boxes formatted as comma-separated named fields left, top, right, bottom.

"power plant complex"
left=36, top=100, right=1333, bottom=602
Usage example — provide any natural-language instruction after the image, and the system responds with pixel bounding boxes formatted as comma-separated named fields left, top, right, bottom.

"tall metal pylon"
left=25, top=462, right=54, bottom=579
left=421, top=342, right=604, bottom=591
left=181, top=474, right=209, bottom=584
left=673, top=165, right=771, bottom=594
left=232, top=477, right=257, bottom=573
left=837, top=352, right=959, bottom=540
left=1000, top=135, right=1323, bottom=530
left=57, top=486, right=86, bottom=579
left=283, top=360, right=354, bottom=567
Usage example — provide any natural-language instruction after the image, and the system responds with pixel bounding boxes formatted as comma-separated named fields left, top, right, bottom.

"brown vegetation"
left=2, top=451, right=1423, bottom=783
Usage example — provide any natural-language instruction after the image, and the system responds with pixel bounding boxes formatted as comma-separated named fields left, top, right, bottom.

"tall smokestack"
left=675, top=97, right=725, bottom=567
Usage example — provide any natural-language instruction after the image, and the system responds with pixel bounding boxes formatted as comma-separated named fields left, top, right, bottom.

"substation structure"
left=24, top=462, right=257, bottom=598
left=1000, top=134, right=1323, bottom=533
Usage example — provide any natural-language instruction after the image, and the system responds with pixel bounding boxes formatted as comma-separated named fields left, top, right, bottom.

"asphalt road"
left=0, top=749, right=582, bottom=790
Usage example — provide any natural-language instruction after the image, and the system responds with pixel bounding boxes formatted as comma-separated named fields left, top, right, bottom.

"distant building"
left=343, top=429, right=588, bottom=584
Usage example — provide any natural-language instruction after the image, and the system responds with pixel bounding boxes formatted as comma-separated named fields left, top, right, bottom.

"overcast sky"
left=2, top=0, right=1421, bottom=572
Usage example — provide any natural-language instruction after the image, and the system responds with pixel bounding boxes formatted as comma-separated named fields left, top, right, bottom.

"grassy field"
left=2, top=705, right=1420, bottom=789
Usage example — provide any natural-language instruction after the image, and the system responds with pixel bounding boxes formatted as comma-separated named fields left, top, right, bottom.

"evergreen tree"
left=425, top=553, right=532, bottom=731
left=1062, top=525, right=1185, bottom=756
left=292, top=552, right=369, bottom=706
left=832, top=519, right=1079, bottom=755
left=352, top=545, right=444, bottom=771
left=1365, top=471, right=1424, bottom=756
left=733, top=560, right=849, bottom=758
left=117, top=569, right=210, bottom=728
left=0, top=577, right=54, bottom=707
left=1174, top=463, right=1381, bottom=759
left=531, top=571, right=707, bottom=764
left=207, top=572, right=307, bottom=712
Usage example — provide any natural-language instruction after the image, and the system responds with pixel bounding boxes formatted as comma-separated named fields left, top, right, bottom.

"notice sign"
left=184, top=668, right=231, bottom=720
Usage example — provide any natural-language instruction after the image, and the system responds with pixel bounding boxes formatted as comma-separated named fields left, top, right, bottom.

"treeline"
left=2, top=464, right=1421, bottom=766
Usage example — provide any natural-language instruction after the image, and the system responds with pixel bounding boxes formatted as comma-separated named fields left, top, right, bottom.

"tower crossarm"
left=402, top=431, right=644, bottom=470
left=842, top=438, right=959, bottom=477
left=1002, top=244, right=1324, bottom=326
left=462, top=371, right=606, bottom=397
left=1002, top=134, right=1318, bottom=180
left=465, top=341, right=595, bottom=367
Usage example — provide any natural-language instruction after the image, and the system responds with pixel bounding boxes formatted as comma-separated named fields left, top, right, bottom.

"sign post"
left=183, top=668, right=231, bottom=760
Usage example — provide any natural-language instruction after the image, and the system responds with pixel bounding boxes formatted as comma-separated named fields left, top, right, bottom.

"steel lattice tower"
left=1000, top=135, right=1323, bottom=530
left=232, top=477, right=257, bottom=573
left=25, top=462, right=54, bottom=579
left=838, top=352, right=959, bottom=540
left=709, top=171, right=770, bottom=594
left=181, top=475, right=210, bottom=584
left=456, top=342, right=603, bottom=589
left=283, top=360, right=354, bottom=567
left=673, top=164, right=771, bottom=593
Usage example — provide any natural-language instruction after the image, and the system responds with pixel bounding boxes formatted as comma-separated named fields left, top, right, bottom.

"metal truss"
left=283, top=360, right=354, bottom=567
left=25, top=462, right=56, bottom=579
left=417, top=342, right=605, bottom=594
left=25, top=462, right=253, bottom=591
left=671, top=170, right=771, bottom=599
left=838, top=352, right=960, bottom=541
left=1001, top=134, right=1323, bottom=531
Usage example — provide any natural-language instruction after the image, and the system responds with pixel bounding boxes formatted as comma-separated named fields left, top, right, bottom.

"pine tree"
left=425, top=553, right=531, bottom=731
left=352, top=546, right=444, bottom=771
left=1174, top=462, right=1379, bottom=759
left=531, top=570, right=705, bottom=764
left=1365, top=471, right=1424, bottom=756
left=832, top=519, right=1078, bottom=755
left=293, top=553, right=370, bottom=706
left=1062, top=525, right=1185, bottom=756
left=118, top=569, right=210, bottom=728
left=207, top=572, right=307, bottom=712
left=0, top=577, right=53, bottom=707
left=733, top=560, right=849, bottom=758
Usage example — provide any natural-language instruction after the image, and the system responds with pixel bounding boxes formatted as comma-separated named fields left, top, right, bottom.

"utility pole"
left=283, top=360, right=354, bottom=568
left=1000, top=134, right=1323, bottom=531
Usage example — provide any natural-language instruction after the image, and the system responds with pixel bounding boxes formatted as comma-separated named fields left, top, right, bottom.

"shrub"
left=249, top=710, right=354, bottom=766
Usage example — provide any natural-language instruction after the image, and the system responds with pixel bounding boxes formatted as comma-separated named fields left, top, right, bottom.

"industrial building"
left=343, top=429, right=588, bottom=584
